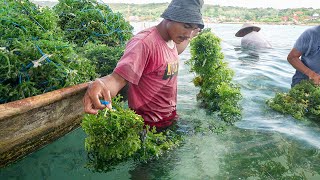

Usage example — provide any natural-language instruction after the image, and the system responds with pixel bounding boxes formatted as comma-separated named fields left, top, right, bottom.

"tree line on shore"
left=109, top=3, right=320, bottom=25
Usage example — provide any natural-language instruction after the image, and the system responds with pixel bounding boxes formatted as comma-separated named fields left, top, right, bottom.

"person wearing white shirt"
left=235, top=23, right=272, bottom=49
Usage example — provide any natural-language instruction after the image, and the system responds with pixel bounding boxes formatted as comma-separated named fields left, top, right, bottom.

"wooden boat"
left=0, top=82, right=89, bottom=167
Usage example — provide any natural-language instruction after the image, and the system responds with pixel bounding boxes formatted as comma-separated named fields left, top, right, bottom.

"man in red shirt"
left=83, top=0, right=204, bottom=129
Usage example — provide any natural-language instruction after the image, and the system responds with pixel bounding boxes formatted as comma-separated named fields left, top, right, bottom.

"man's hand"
left=83, top=78, right=112, bottom=114
left=307, top=71, right=320, bottom=85
left=83, top=73, right=127, bottom=114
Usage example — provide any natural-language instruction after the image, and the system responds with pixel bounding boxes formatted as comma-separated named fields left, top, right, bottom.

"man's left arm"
left=176, top=28, right=201, bottom=55
left=176, top=39, right=190, bottom=55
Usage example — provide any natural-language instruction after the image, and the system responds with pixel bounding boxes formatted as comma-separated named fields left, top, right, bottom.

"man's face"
left=167, top=21, right=199, bottom=44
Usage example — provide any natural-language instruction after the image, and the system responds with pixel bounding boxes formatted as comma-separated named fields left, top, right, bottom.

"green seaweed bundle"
left=187, top=28, right=242, bottom=123
left=54, top=0, right=133, bottom=79
left=0, top=0, right=62, bottom=41
left=81, top=96, right=182, bottom=172
left=77, top=43, right=125, bottom=76
left=54, top=0, right=133, bottom=46
left=0, top=0, right=97, bottom=103
left=267, top=80, right=320, bottom=121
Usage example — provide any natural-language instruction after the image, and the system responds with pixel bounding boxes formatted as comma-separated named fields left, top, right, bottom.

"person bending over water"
left=83, top=0, right=204, bottom=130
left=287, top=25, right=320, bottom=87
left=235, top=23, right=272, bottom=49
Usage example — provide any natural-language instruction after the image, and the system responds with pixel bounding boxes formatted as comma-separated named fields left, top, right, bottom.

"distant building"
left=281, top=16, right=289, bottom=22
left=312, top=13, right=319, bottom=20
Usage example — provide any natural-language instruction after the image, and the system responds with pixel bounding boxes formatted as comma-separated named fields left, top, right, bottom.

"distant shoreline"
left=130, top=20, right=318, bottom=26
left=206, top=21, right=317, bottom=26
left=30, top=1, right=320, bottom=26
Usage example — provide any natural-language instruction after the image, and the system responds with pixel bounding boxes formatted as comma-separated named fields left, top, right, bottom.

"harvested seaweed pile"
left=0, top=0, right=97, bottom=103
left=0, top=0, right=134, bottom=103
left=54, top=0, right=133, bottom=46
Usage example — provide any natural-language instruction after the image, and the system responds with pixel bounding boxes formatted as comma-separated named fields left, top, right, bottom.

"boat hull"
left=0, top=83, right=89, bottom=167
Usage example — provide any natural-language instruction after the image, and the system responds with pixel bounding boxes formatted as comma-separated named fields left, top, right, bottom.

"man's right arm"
left=83, top=72, right=127, bottom=114
left=287, top=48, right=320, bottom=85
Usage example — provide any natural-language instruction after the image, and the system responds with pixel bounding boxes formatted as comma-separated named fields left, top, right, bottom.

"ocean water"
left=1, top=23, right=320, bottom=180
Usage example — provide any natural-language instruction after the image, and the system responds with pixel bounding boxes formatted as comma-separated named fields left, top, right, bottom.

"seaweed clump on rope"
left=54, top=0, right=134, bottom=77
left=187, top=28, right=242, bottom=124
left=0, top=0, right=97, bottom=104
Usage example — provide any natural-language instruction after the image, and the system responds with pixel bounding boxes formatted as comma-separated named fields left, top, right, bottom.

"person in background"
left=235, top=23, right=272, bottom=49
left=287, top=25, right=320, bottom=87
left=83, top=0, right=204, bottom=129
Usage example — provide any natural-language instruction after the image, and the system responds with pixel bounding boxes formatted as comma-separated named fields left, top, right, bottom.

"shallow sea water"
left=1, top=23, right=320, bottom=180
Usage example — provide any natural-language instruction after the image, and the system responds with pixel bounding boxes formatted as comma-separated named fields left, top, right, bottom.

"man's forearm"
left=98, top=72, right=127, bottom=97
left=176, top=39, right=190, bottom=55
left=287, top=48, right=315, bottom=77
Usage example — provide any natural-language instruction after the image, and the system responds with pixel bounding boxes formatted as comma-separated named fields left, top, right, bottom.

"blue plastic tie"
left=99, top=99, right=110, bottom=105
left=35, top=45, right=52, bottom=63
left=26, top=62, right=34, bottom=69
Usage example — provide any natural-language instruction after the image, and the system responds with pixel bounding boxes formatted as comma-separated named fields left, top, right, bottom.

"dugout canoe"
left=0, top=82, right=89, bottom=168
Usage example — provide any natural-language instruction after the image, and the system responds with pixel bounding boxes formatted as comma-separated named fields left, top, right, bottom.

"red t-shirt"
left=114, top=26, right=179, bottom=127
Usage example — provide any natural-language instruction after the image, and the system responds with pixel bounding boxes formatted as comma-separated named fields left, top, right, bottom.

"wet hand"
left=83, top=79, right=112, bottom=114
left=309, top=71, right=320, bottom=85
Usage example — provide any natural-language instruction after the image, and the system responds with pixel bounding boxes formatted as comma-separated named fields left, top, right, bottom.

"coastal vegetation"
left=108, top=3, right=320, bottom=25
left=31, top=1, right=320, bottom=24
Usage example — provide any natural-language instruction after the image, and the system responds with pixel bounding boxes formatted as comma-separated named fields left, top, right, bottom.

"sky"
left=33, top=0, right=320, bottom=9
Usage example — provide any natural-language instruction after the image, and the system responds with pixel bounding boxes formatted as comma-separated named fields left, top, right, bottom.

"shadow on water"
left=234, top=46, right=261, bottom=63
